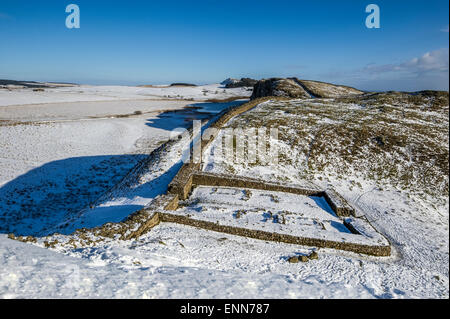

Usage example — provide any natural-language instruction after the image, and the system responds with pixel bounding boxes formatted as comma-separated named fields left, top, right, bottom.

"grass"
left=213, top=92, right=449, bottom=198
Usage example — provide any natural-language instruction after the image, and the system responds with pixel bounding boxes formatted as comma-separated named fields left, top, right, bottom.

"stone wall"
left=11, top=96, right=390, bottom=257
left=158, top=212, right=390, bottom=256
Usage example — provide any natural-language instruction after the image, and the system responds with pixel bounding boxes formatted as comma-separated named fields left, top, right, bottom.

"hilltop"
left=250, top=77, right=364, bottom=99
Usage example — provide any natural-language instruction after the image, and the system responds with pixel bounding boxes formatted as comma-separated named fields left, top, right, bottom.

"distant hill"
left=0, top=79, right=76, bottom=89
left=169, top=83, right=197, bottom=87
left=251, top=77, right=364, bottom=99
left=221, top=78, right=257, bottom=88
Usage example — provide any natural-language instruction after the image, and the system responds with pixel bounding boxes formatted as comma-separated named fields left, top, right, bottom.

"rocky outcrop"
left=169, top=83, right=197, bottom=87
left=251, top=78, right=311, bottom=99
left=222, top=78, right=257, bottom=88
left=296, top=79, right=363, bottom=98
left=221, top=78, right=236, bottom=86
left=250, top=77, right=364, bottom=100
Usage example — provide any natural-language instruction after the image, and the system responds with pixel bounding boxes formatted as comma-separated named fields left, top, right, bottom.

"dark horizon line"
left=1, top=77, right=449, bottom=93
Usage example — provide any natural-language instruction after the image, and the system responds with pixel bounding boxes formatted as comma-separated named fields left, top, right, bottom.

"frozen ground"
left=0, top=87, right=448, bottom=299
left=199, top=97, right=449, bottom=298
left=0, top=84, right=251, bottom=107
left=172, top=186, right=388, bottom=247
left=0, top=99, right=188, bottom=122
left=0, top=231, right=381, bottom=299
left=0, top=84, right=247, bottom=236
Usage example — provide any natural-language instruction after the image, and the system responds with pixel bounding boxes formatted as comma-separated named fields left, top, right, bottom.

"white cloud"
left=441, top=25, right=449, bottom=32
left=317, top=49, right=449, bottom=91
left=363, top=48, right=449, bottom=76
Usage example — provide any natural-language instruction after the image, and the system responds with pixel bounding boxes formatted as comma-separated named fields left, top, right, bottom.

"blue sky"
left=0, top=0, right=448, bottom=91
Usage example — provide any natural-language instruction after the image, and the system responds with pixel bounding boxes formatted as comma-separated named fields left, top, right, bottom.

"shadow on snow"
left=0, top=100, right=247, bottom=237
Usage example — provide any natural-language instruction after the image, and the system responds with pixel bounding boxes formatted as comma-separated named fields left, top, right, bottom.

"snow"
left=196, top=97, right=449, bottom=298
left=1, top=215, right=446, bottom=298
left=171, top=186, right=388, bottom=246
left=0, top=84, right=251, bottom=107
left=0, top=87, right=448, bottom=299
left=0, top=108, right=188, bottom=235
left=0, top=91, right=247, bottom=236
left=0, top=99, right=189, bottom=122
left=0, top=233, right=379, bottom=299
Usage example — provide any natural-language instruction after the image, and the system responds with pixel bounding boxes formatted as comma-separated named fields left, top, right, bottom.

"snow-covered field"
left=0, top=86, right=448, bottom=299
left=0, top=84, right=251, bottom=107
left=173, top=186, right=388, bottom=248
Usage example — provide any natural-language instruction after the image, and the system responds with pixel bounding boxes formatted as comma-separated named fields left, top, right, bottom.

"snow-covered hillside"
left=0, top=85, right=448, bottom=299
left=201, top=93, right=449, bottom=298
